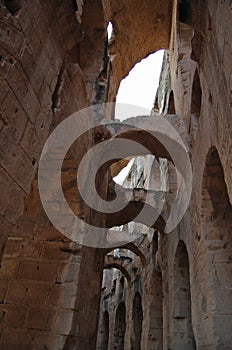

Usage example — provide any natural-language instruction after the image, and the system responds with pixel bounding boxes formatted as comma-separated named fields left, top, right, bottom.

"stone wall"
left=0, top=0, right=231, bottom=349
left=97, top=1, right=232, bottom=349
left=0, top=0, right=106, bottom=348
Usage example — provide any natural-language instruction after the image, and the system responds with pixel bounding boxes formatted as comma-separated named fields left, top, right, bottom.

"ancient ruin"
left=0, top=0, right=231, bottom=349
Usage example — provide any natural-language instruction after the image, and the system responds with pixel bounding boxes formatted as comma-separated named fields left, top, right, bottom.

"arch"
left=167, top=90, right=176, bottom=114
left=152, top=231, right=159, bottom=262
left=104, top=264, right=131, bottom=282
left=115, top=51, right=164, bottom=118
left=97, top=310, right=110, bottom=350
left=113, top=302, right=126, bottom=350
left=102, top=311, right=109, bottom=350
left=148, top=238, right=163, bottom=349
left=105, top=1, right=171, bottom=101
left=200, top=146, right=232, bottom=347
left=4, top=0, right=21, bottom=15
left=121, top=243, right=146, bottom=266
left=201, top=146, right=231, bottom=223
left=171, top=241, right=196, bottom=349
left=189, top=68, right=202, bottom=139
left=131, top=292, right=143, bottom=350
left=191, top=69, right=202, bottom=116
left=105, top=246, right=144, bottom=265
left=178, top=0, right=191, bottom=24
left=119, top=276, right=125, bottom=292
left=106, top=202, right=166, bottom=233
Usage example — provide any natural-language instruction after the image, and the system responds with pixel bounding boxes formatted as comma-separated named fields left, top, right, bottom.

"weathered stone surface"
left=0, top=0, right=231, bottom=349
left=18, top=260, right=59, bottom=282
left=5, top=280, right=49, bottom=306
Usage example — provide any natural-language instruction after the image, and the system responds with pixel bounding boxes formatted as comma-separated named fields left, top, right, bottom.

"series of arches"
left=98, top=145, right=232, bottom=349
left=99, top=293, right=143, bottom=350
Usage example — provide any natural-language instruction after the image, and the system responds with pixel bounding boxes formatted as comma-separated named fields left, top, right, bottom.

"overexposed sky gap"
left=115, top=50, right=164, bottom=120
left=113, top=50, right=164, bottom=184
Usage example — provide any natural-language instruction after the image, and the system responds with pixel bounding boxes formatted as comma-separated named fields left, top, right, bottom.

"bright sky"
left=107, top=23, right=164, bottom=120
left=115, top=50, right=164, bottom=120
left=113, top=158, right=134, bottom=185
left=107, top=23, right=165, bottom=184
left=107, top=22, right=113, bottom=39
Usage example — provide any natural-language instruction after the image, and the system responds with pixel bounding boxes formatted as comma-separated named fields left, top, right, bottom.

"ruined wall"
left=0, top=0, right=107, bottom=348
left=97, top=1, right=232, bottom=350
left=96, top=154, right=166, bottom=350
left=0, top=0, right=232, bottom=349
left=155, top=1, right=232, bottom=348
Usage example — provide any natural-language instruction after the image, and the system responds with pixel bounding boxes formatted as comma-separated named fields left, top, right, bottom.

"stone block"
left=40, top=241, right=81, bottom=262
left=0, top=76, right=9, bottom=104
left=47, top=283, right=78, bottom=309
left=20, top=121, right=42, bottom=162
left=0, top=57, right=41, bottom=128
left=3, top=238, right=42, bottom=258
left=213, top=314, right=232, bottom=346
left=0, top=217, right=13, bottom=252
left=18, top=260, right=59, bottom=282
left=211, top=288, right=232, bottom=315
left=21, top=83, right=41, bottom=123
left=0, top=19, right=25, bottom=59
left=0, top=280, right=8, bottom=303
left=214, top=263, right=232, bottom=288
left=27, top=308, right=56, bottom=331
left=0, top=129, right=34, bottom=194
left=5, top=280, right=49, bottom=306
left=58, top=262, right=80, bottom=283
left=213, top=250, right=231, bottom=263
left=33, top=225, right=66, bottom=242
left=34, top=110, right=51, bottom=145
left=27, top=308, right=74, bottom=334
left=0, top=90, right=28, bottom=141
left=0, top=258, right=19, bottom=279
left=0, top=329, right=67, bottom=350
left=0, top=305, right=26, bottom=329
left=11, top=219, right=35, bottom=239
left=52, top=309, right=76, bottom=335
left=22, top=56, right=45, bottom=96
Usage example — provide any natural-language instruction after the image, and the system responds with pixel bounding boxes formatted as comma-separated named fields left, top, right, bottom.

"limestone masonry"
left=0, top=0, right=231, bottom=349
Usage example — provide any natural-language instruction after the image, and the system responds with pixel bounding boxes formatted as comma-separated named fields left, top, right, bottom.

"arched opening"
left=191, top=69, right=202, bottom=116
left=167, top=90, right=176, bottom=114
left=178, top=0, right=191, bottom=25
left=201, top=146, right=232, bottom=347
left=107, top=21, right=114, bottom=40
left=148, top=270, right=163, bottom=349
left=104, top=264, right=131, bottom=282
left=119, top=276, right=125, bottom=292
left=172, top=241, right=196, bottom=349
left=102, top=311, right=110, bottom=350
left=152, top=231, right=159, bottom=264
left=4, top=0, right=21, bottom=15
left=190, top=69, right=202, bottom=139
left=131, top=292, right=143, bottom=350
left=115, top=51, right=164, bottom=120
left=97, top=310, right=110, bottom=350
left=113, top=302, right=126, bottom=350
left=148, top=235, right=163, bottom=349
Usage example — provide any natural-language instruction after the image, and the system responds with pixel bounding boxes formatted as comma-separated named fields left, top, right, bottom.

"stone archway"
left=200, top=146, right=232, bottom=347
left=101, top=311, right=110, bottom=350
left=131, top=292, right=143, bottom=350
left=171, top=241, right=196, bottom=350
left=148, top=270, right=163, bottom=350
left=113, top=302, right=126, bottom=350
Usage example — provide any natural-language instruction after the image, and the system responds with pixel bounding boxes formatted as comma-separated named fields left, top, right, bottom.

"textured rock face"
left=0, top=0, right=232, bottom=349
left=102, top=0, right=172, bottom=100
left=0, top=0, right=106, bottom=348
